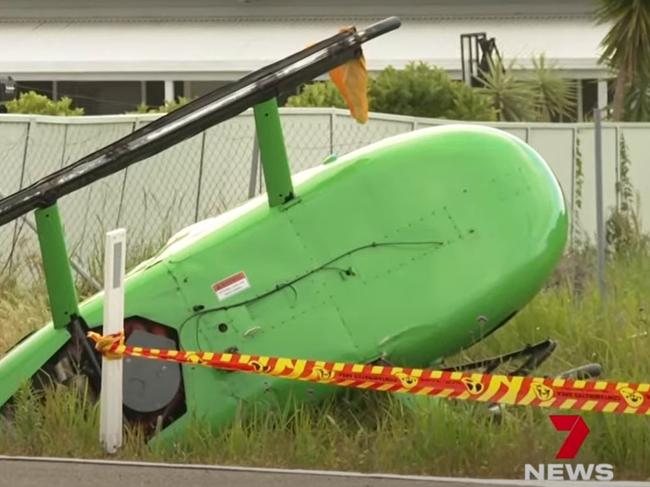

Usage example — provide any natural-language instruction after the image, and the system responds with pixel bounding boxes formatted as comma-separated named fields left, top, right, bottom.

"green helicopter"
left=0, top=17, right=570, bottom=442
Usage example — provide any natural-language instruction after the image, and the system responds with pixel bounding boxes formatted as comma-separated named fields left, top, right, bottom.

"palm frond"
left=530, top=54, right=577, bottom=121
left=478, top=57, right=538, bottom=121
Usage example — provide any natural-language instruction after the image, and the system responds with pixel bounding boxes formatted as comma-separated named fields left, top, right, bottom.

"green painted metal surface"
left=70, top=123, right=568, bottom=440
left=0, top=204, right=77, bottom=409
left=0, top=323, right=71, bottom=407
left=35, top=205, right=80, bottom=329
left=254, top=98, right=294, bottom=207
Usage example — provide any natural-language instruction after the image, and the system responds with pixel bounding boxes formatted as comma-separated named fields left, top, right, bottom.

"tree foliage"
left=134, top=96, right=191, bottom=114
left=285, top=58, right=583, bottom=123
left=369, top=62, right=496, bottom=121
left=478, top=58, right=538, bottom=122
left=286, top=81, right=346, bottom=109
left=529, top=54, right=577, bottom=122
left=597, top=0, right=650, bottom=120
left=287, top=62, right=496, bottom=121
left=5, top=91, right=84, bottom=116
left=625, top=79, right=650, bottom=121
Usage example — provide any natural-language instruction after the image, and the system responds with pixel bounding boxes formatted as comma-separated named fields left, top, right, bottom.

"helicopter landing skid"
left=441, top=338, right=602, bottom=380
left=441, top=339, right=603, bottom=419
left=442, top=339, right=558, bottom=376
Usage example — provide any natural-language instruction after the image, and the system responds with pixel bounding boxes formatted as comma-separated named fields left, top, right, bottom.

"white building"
left=0, top=0, right=610, bottom=115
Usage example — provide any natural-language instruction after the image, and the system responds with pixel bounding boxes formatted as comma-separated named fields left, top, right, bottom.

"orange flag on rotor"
left=328, top=27, right=369, bottom=124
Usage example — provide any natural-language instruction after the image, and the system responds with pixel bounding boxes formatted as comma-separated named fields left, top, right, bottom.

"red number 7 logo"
left=550, top=415, right=590, bottom=459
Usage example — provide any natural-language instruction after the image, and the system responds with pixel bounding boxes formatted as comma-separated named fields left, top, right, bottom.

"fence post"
left=194, top=131, right=207, bottom=221
left=248, top=135, right=260, bottom=198
left=100, top=228, right=126, bottom=454
left=570, top=126, right=577, bottom=246
left=593, top=109, right=606, bottom=300
left=329, top=109, right=336, bottom=154
left=0, top=189, right=102, bottom=291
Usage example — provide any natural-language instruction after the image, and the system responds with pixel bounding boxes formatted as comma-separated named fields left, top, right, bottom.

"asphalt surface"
left=1, top=456, right=650, bottom=487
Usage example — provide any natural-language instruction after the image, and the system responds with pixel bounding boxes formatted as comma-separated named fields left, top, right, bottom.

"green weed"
left=0, top=252, right=649, bottom=479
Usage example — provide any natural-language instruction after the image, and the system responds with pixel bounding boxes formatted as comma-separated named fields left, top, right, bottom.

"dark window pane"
left=58, top=81, right=142, bottom=115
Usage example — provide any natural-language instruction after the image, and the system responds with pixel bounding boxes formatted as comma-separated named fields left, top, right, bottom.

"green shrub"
left=624, top=79, right=650, bottom=122
left=285, top=62, right=496, bottom=121
left=529, top=54, right=577, bottom=122
left=369, top=62, right=496, bottom=120
left=606, top=133, right=650, bottom=255
left=5, top=91, right=84, bottom=116
left=286, top=82, right=346, bottom=109
left=478, top=58, right=538, bottom=122
left=133, top=97, right=191, bottom=114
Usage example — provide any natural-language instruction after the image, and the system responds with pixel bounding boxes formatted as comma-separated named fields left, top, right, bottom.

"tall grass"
left=0, top=251, right=649, bottom=479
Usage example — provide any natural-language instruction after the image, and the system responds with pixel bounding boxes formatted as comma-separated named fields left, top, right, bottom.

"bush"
left=624, top=79, right=650, bottom=122
left=286, top=82, right=346, bottom=109
left=5, top=91, right=84, bottom=116
left=528, top=54, right=577, bottom=122
left=606, top=134, right=650, bottom=255
left=285, top=62, right=496, bottom=121
left=133, top=97, right=191, bottom=114
left=369, top=62, right=495, bottom=121
left=477, top=58, right=538, bottom=122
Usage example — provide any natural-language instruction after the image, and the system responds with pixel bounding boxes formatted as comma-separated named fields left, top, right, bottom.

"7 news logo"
left=524, top=415, right=614, bottom=481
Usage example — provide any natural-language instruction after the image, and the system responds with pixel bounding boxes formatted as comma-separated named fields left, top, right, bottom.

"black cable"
left=181, top=239, right=444, bottom=342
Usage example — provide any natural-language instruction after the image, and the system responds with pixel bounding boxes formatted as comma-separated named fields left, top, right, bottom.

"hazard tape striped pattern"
left=88, top=332, right=650, bottom=415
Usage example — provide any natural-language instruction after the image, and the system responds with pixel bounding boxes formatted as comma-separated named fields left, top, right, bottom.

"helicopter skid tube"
left=0, top=323, right=71, bottom=407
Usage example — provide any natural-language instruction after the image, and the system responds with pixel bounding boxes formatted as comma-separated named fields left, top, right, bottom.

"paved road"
left=1, top=456, right=649, bottom=487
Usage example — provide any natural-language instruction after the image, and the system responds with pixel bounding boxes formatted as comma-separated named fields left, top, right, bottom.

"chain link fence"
left=1, top=108, right=650, bottom=288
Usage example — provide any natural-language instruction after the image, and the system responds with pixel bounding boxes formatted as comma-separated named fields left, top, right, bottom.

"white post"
left=597, top=79, right=608, bottom=110
left=164, top=80, right=175, bottom=103
left=99, top=228, right=126, bottom=454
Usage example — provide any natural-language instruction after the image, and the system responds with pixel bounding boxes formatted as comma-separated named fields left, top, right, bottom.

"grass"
left=1, top=250, right=649, bottom=480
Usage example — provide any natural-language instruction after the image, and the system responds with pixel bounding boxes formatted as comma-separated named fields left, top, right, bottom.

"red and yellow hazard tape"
left=88, top=331, right=650, bottom=415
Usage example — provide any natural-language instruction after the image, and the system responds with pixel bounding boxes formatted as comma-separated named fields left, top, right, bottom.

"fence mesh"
left=1, top=109, right=649, bottom=288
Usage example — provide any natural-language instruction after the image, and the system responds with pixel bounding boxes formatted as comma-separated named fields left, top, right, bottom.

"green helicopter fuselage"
left=73, top=121, right=567, bottom=439
left=0, top=18, right=567, bottom=442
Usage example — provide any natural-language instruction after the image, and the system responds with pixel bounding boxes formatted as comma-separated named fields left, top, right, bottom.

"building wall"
left=0, top=0, right=597, bottom=19
left=0, top=0, right=608, bottom=114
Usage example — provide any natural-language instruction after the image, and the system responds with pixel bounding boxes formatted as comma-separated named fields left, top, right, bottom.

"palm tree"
left=529, top=54, right=577, bottom=122
left=478, top=58, right=538, bottom=121
left=596, top=0, right=650, bottom=120
left=625, top=79, right=650, bottom=121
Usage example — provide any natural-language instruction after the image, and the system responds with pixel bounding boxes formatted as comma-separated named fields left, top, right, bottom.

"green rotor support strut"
left=254, top=98, right=294, bottom=207
left=35, top=203, right=80, bottom=329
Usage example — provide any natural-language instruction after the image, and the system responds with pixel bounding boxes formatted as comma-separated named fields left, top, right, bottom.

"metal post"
left=329, top=110, right=335, bottom=154
left=253, top=98, right=294, bottom=207
left=99, top=228, right=126, bottom=454
left=4, top=121, right=32, bottom=275
left=576, top=80, right=583, bottom=122
left=248, top=136, right=260, bottom=198
left=115, top=121, right=138, bottom=227
left=60, top=124, right=69, bottom=168
left=34, top=204, right=80, bottom=328
left=194, top=131, right=207, bottom=221
left=594, top=108, right=606, bottom=299
left=570, top=127, right=577, bottom=245
left=0, top=190, right=101, bottom=291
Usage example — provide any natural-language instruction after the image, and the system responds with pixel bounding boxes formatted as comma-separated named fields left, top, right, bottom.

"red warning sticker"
left=212, top=271, right=250, bottom=301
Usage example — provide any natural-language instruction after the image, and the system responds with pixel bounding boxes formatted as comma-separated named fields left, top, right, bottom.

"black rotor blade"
left=0, top=16, right=401, bottom=227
